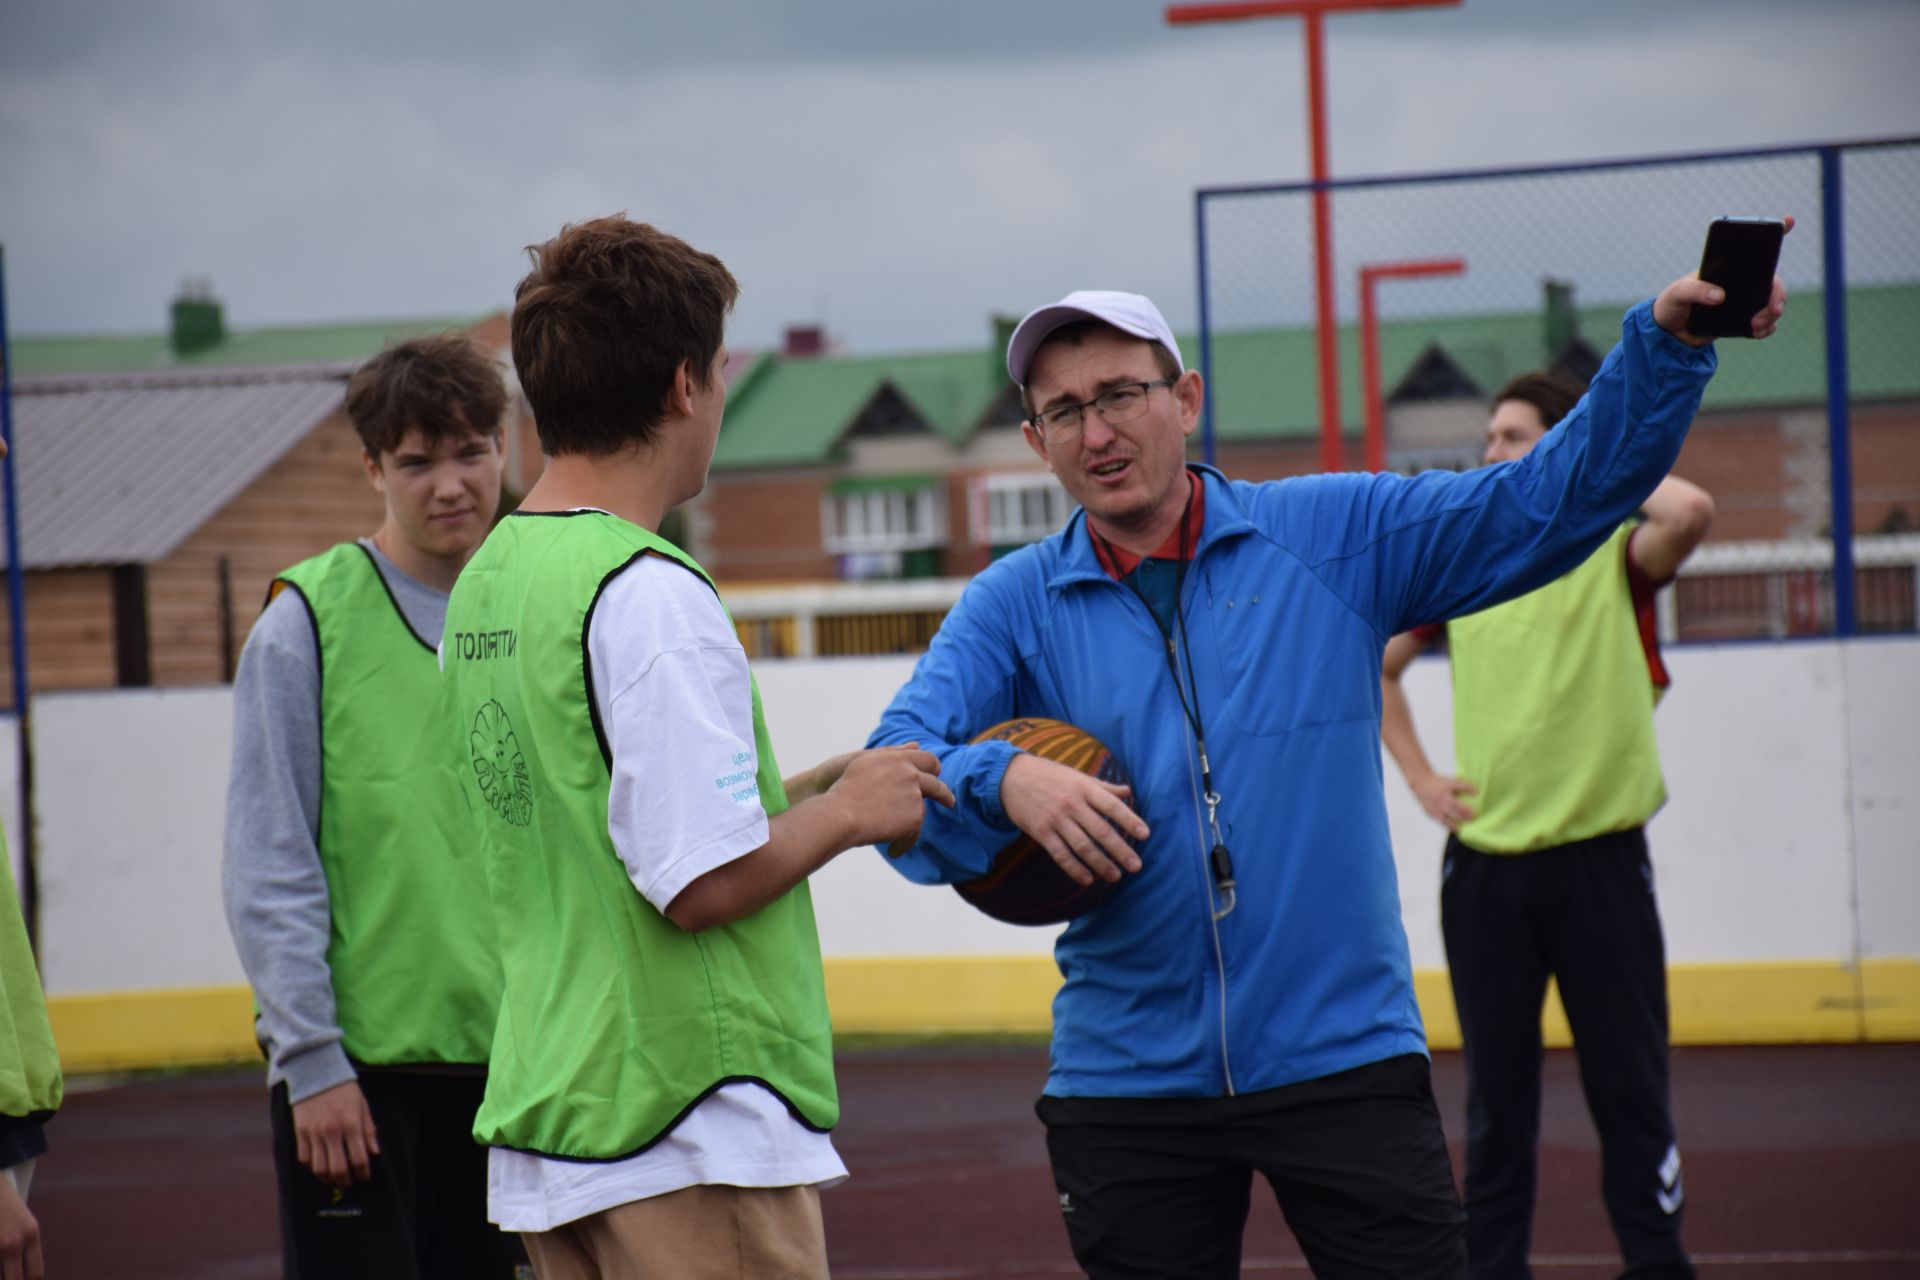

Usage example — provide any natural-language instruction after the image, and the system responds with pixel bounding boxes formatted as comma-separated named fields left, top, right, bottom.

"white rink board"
left=752, top=656, right=1068, bottom=960
left=26, top=688, right=238, bottom=995
left=5, top=636, right=1914, bottom=997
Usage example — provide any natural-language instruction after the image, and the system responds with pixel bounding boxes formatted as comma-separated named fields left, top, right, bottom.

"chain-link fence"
left=1195, top=138, right=1920, bottom=640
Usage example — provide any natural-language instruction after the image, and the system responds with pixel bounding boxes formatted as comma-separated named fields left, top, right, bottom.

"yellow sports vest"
left=1448, top=524, right=1667, bottom=854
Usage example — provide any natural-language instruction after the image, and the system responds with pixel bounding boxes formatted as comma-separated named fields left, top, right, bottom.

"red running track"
left=28, top=1043, right=1920, bottom=1278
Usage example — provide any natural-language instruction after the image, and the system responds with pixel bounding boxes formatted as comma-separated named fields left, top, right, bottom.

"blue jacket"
left=870, top=302, right=1715, bottom=1098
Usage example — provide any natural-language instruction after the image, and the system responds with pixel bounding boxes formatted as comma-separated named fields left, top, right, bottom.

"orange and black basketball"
left=954, top=717, right=1132, bottom=926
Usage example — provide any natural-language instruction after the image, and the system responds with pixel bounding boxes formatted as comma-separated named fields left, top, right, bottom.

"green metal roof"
left=1205, top=282, right=1920, bottom=442
left=715, top=346, right=1006, bottom=469
left=8, top=313, right=491, bottom=376
left=709, top=282, right=1915, bottom=468
left=28, top=285, right=1901, bottom=464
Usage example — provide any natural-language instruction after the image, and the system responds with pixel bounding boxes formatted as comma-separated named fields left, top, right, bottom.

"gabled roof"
left=714, top=346, right=1009, bottom=469
left=2, top=311, right=513, bottom=570
left=1390, top=343, right=1483, bottom=402
left=4, top=365, right=350, bottom=569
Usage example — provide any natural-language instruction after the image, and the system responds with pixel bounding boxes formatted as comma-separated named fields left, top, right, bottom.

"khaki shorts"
left=522, top=1183, right=827, bottom=1280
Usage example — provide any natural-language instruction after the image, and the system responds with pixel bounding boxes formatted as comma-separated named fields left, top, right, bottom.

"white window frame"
left=820, top=483, right=947, bottom=556
left=969, top=471, right=1074, bottom=547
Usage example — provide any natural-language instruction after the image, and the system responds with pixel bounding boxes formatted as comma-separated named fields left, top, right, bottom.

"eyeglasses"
left=1031, top=379, right=1175, bottom=443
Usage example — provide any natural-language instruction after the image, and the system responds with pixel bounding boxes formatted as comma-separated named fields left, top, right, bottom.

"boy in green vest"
left=1381, top=371, right=1716, bottom=1279
left=222, top=334, right=528, bottom=1278
left=441, top=215, right=950, bottom=1280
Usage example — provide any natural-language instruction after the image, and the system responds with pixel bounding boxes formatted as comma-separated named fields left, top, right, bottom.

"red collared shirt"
left=1090, top=471, right=1206, bottom=580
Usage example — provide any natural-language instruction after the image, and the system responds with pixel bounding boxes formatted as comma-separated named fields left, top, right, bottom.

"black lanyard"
left=1094, top=493, right=1237, bottom=920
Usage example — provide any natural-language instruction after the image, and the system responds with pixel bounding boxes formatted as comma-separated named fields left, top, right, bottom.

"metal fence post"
left=0, top=245, right=37, bottom=952
left=1195, top=190, right=1217, bottom=467
left=1821, top=146, right=1857, bottom=638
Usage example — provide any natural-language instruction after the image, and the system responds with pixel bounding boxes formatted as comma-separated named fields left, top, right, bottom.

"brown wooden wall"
left=0, top=570, right=117, bottom=709
left=146, top=409, right=386, bottom=687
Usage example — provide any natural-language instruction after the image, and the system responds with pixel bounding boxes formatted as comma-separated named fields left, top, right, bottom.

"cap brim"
left=1007, top=304, right=1177, bottom=386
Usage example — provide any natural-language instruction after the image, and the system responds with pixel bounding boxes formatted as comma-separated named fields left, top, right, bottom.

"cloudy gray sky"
left=2, top=0, right=1916, bottom=354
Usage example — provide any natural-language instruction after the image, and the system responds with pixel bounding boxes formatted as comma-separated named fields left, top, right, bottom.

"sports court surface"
left=32, top=1041, right=1920, bottom=1278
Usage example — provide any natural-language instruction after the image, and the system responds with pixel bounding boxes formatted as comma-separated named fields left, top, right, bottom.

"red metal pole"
left=1359, top=267, right=1384, bottom=474
left=1166, top=1, right=1458, bottom=473
left=1303, top=9, right=1341, bottom=473
left=1355, top=256, right=1466, bottom=473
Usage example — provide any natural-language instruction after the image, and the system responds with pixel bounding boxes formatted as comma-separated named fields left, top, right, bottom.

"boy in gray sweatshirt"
left=222, top=334, right=527, bottom=1279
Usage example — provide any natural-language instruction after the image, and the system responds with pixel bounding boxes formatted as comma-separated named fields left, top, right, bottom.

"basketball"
left=953, top=717, right=1132, bottom=926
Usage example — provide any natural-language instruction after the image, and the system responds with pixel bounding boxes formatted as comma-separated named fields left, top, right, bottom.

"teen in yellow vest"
left=1382, top=372, right=1715, bottom=1280
left=222, top=335, right=527, bottom=1279
left=445, top=216, right=949, bottom=1280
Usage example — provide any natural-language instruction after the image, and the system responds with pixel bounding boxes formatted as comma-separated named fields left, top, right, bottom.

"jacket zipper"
left=1168, top=638, right=1237, bottom=1098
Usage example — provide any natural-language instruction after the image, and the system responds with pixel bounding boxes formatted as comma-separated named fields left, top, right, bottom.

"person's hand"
left=292, top=1080, right=380, bottom=1188
left=1411, top=771, right=1478, bottom=832
left=828, top=746, right=954, bottom=855
left=788, top=750, right=860, bottom=806
left=0, top=1172, right=42, bottom=1280
left=999, top=752, right=1148, bottom=887
left=1654, top=215, right=1793, bottom=346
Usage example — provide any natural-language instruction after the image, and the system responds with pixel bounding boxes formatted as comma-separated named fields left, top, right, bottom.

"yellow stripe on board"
left=48, top=986, right=262, bottom=1075
left=45, top=958, right=1920, bottom=1075
left=824, top=955, right=1064, bottom=1035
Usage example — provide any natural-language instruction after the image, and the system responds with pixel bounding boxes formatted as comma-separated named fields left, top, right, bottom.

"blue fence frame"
left=1193, top=135, right=1920, bottom=639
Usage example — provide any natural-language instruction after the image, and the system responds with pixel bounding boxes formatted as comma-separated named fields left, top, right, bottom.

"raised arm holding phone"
left=868, top=223, right=1788, bottom=1279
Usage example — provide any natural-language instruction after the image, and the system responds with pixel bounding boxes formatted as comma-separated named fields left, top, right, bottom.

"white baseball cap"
left=1005, top=290, right=1186, bottom=387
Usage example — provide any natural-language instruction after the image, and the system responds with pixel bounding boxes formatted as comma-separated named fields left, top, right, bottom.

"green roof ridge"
left=9, top=312, right=490, bottom=377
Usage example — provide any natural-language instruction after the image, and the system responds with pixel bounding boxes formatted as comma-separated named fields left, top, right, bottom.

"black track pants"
left=1443, top=829, right=1692, bottom=1280
left=271, top=1070, right=529, bottom=1280
left=1038, top=1054, right=1466, bottom=1279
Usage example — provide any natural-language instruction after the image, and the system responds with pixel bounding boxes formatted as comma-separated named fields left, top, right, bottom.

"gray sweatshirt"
left=220, top=540, right=447, bottom=1102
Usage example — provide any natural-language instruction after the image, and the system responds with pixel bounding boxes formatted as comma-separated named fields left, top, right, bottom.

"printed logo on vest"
left=471, top=699, right=534, bottom=827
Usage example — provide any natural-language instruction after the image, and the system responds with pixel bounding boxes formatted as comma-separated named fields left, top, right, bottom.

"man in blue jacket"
left=868, top=264, right=1785, bottom=1277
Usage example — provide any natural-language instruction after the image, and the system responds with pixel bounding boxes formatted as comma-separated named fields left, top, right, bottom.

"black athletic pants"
left=270, top=1070, right=528, bottom=1280
left=1038, top=1053, right=1466, bottom=1279
left=1442, top=829, right=1692, bottom=1280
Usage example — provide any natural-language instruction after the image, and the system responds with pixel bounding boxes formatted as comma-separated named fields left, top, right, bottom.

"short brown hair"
left=344, top=333, right=507, bottom=457
left=510, top=216, right=739, bottom=457
left=1020, top=319, right=1182, bottom=418
left=1490, top=371, right=1586, bottom=432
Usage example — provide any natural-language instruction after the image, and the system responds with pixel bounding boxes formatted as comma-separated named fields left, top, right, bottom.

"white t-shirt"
left=486, top=543, right=845, bottom=1233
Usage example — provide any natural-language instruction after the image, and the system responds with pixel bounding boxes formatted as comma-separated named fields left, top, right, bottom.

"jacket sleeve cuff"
left=976, top=741, right=1020, bottom=827
left=279, top=1042, right=358, bottom=1104
left=1630, top=298, right=1718, bottom=372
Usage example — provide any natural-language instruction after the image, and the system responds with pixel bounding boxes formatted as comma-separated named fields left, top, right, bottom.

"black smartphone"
left=1688, top=217, right=1785, bottom=339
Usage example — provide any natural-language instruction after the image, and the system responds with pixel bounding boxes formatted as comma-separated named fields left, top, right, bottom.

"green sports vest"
left=440, top=511, right=837, bottom=1161
left=1448, top=524, right=1668, bottom=854
left=273, top=544, right=501, bottom=1066
left=0, top=829, right=61, bottom=1121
